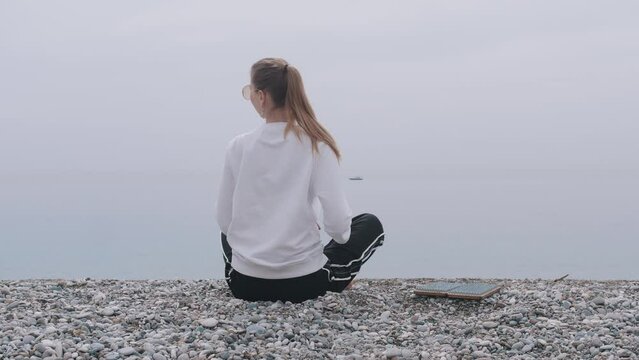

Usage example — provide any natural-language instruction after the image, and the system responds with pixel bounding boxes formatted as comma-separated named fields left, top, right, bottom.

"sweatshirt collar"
left=262, top=121, right=288, bottom=127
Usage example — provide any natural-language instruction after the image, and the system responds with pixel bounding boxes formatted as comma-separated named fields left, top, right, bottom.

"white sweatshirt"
left=215, top=121, right=353, bottom=279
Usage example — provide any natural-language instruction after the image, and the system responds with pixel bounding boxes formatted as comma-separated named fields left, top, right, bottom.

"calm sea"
left=1, top=170, right=637, bottom=280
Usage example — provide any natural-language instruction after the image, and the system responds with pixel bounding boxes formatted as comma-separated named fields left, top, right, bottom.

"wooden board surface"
left=414, top=281, right=502, bottom=300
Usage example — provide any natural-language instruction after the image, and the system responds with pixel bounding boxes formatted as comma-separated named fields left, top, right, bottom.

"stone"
left=35, top=343, right=47, bottom=353
left=22, top=335, right=35, bottom=344
left=100, top=307, right=116, bottom=316
left=591, top=337, right=603, bottom=347
left=104, top=352, right=120, bottom=360
left=92, top=292, right=107, bottom=303
left=6, top=301, right=24, bottom=310
left=537, top=339, right=547, bottom=347
left=41, top=339, right=56, bottom=348
left=90, top=343, right=105, bottom=352
left=471, top=351, right=490, bottom=358
left=118, top=347, right=136, bottom=356
left=380, top=311, right=391, bottom=322
left=247, top=324, right=266, bottom=334
left=198, top=318, right=218, bottom=328
left=141, top=342, right=154, bottom=353
left=593, top=296, right=606, bottom=306
left=618, top=349, right=633, bottom=357
left=482, top=321, right=499, bottom=329
left=75, top=311, right=92, bottom=319
left=384, top=348, right=402, bottom=358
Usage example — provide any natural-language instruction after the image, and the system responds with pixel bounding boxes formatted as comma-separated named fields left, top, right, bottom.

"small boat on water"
left=349, top=176, right=364, bottom=180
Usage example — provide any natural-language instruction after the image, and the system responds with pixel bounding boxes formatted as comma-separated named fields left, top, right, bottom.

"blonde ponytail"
left=284, top=65, right=342, bottom=162
left=250, top=58, right=342, bottom=162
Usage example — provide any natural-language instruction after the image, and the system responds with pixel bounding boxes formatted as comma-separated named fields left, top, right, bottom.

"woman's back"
left=217, top=121, right=353, bottom=280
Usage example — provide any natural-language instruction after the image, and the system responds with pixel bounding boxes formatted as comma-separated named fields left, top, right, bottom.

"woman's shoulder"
left=228, top=129, right=253, bottom=147
left=223, top=132, right=250, bottom=161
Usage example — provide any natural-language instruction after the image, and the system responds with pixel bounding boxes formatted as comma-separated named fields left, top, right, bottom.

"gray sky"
left=1, top=0, right=638, bottom=178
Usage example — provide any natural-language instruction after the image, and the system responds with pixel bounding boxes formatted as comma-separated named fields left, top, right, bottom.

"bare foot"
left=344, top=279, right=356, bottom=290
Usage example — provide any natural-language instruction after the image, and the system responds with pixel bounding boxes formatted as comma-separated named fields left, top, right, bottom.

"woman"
left=216, top=57, right=385, bottom=303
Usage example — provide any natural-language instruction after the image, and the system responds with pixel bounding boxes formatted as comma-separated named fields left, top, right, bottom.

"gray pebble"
left=591, top=337, right=603, bottom=347
left=593, top=296, right=606, bottom=306
left=118, top=347, right=136, bottom=356
left=143, top=342, right=155, bottom=353
left=384, top=347, right=402, bottom=358
left=471, top=350, right=490, bottom=358
left=380, top=310, right=391, bottom=322
left=105, top=352, right=120, bottom=360
left=100, top=307, right=115, bottom=316
left=90, top=343, right=105, bottom=352
left=198, top=318, right=218, bottom=328
left=482, top=321, right=499, bottom=329
left=618, top=349, right=633, bottom=357
left=22, top=335, right=35, bottom=344
left=35, top=343, right=47, bottom=353
left=247, top=324, right=266, bottom=334
left=6, top=301, right=24, bottom=310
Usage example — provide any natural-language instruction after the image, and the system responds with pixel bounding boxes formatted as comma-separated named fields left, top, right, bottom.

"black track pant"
left=221, top=212, right=385, bottom=303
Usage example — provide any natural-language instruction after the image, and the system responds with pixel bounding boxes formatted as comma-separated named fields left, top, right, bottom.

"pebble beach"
left=1, top=278, right=638, bottom=359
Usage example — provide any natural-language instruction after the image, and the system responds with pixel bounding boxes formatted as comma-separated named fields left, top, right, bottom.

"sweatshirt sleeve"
left=311, top=142, right=353, bottom=244
left=215, top=138, right=237, bottom=235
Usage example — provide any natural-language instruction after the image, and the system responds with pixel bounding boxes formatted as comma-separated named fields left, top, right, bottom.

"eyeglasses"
left=242, top=84, right=259, bottom=100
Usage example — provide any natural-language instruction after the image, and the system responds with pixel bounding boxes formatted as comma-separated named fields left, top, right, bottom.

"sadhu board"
left=414, top=281, right=502, bottom=300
